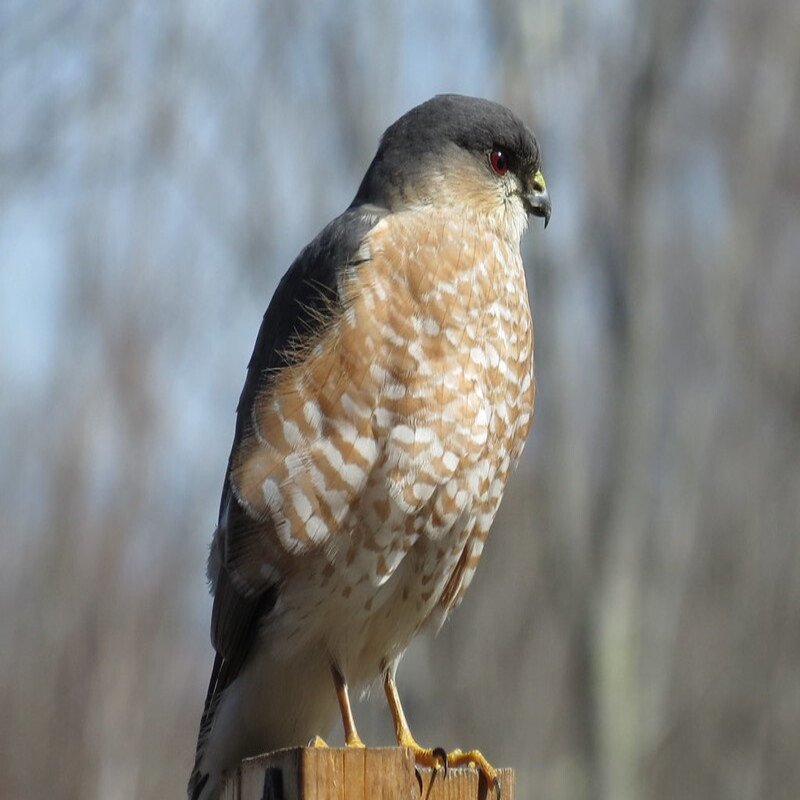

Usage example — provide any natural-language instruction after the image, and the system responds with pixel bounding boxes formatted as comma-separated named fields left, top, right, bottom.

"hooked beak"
left=524, top=170, right=551, bottom=228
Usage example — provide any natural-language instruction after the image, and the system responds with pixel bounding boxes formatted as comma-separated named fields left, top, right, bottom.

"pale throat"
left=431, top=174, right=530, bottom=246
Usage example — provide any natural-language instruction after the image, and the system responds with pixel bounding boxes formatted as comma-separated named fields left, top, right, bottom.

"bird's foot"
left=445, top=748, right=501, bottom=795
left=345, top=732, right=366, bottom=748
left=383, top=672, right=500, bottom=795
left=402, top=738, right=500, bottom=796
left=400, top=737, right=448, bottom=772
left=308, top=733, right=365, bottom=749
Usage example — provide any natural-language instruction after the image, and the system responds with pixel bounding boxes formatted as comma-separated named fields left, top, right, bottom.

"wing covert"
left=207, top=205, right=385, bottom=687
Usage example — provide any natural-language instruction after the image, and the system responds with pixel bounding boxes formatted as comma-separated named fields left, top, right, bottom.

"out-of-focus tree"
left=1, top=1, right=798, bottom=799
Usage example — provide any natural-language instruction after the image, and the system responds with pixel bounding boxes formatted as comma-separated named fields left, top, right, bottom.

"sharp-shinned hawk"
left=188, top=94, right=550, bottom=800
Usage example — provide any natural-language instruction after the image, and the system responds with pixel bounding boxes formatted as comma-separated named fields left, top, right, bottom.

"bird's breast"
left=243, top=208, right=534, bottom=675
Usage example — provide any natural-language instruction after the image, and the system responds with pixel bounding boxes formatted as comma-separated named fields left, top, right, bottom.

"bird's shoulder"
left=229, top=204, right=388, bottom=459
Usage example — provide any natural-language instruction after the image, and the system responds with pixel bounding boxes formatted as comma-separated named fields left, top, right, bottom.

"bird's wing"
left=205, top=205, right=386, bottom=692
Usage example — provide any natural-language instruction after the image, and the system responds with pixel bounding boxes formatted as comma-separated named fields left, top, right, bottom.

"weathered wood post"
left=222, top=746, right=515, bottom=800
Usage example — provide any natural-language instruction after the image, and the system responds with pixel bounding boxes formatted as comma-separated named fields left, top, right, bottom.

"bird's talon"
left=443, top=748, right=499, bottom=794
left=308, top=735, right=328, bottom=748
left=383, top=675, right=497, bottom=790
left=432, top=746, right=448, bottom=776
left=414, top=768, right=424, bottom=796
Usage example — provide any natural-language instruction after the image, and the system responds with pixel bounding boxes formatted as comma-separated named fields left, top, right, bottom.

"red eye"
left=489, top=148, right=509, bottom=176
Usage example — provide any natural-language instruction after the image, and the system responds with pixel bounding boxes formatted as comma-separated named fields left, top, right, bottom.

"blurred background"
left=2, top=1, right=799, bottom=798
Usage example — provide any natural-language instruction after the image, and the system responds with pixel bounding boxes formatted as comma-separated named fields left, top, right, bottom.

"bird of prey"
left=188, top=94, right=550, bottom=800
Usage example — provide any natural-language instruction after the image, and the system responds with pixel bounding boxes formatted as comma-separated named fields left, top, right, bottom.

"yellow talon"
left=383, top=672, right=500, bottom=795
left=308, top=735, right=329, bottom=748
left=396, top=738, right=447, bottom=771
left=444, top=748, right=499, bottom=785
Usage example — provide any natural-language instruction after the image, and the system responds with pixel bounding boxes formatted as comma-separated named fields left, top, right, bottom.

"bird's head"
left=353, top=94, right=550, bottom=243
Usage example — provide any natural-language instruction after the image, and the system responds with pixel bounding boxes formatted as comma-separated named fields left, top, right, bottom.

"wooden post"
left=222, top=746, right=515, bottom=800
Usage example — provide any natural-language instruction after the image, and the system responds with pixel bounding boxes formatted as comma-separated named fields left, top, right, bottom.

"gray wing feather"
left=190, top=206, right=385, bottom=787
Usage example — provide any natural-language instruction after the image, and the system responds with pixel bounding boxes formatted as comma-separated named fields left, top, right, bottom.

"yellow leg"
left=383, top=671, right=500, bottom=795
left=331, top=664, right=365, bottom=748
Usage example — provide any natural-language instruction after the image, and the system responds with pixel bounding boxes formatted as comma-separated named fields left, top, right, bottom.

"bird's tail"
left=187, top=767, right=222, bottom=800
left=188, top=654, right=226, bottom=800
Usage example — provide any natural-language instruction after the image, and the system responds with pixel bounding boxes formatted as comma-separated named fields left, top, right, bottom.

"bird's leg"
left=383, top=670, right=436, bottom=756
left=383, top=671, right=500, bottom=795
left=330, top=663, right=365, bottom=748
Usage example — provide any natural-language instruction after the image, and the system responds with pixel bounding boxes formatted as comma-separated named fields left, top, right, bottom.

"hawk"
left=188, top=94, right=550, bottom=800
